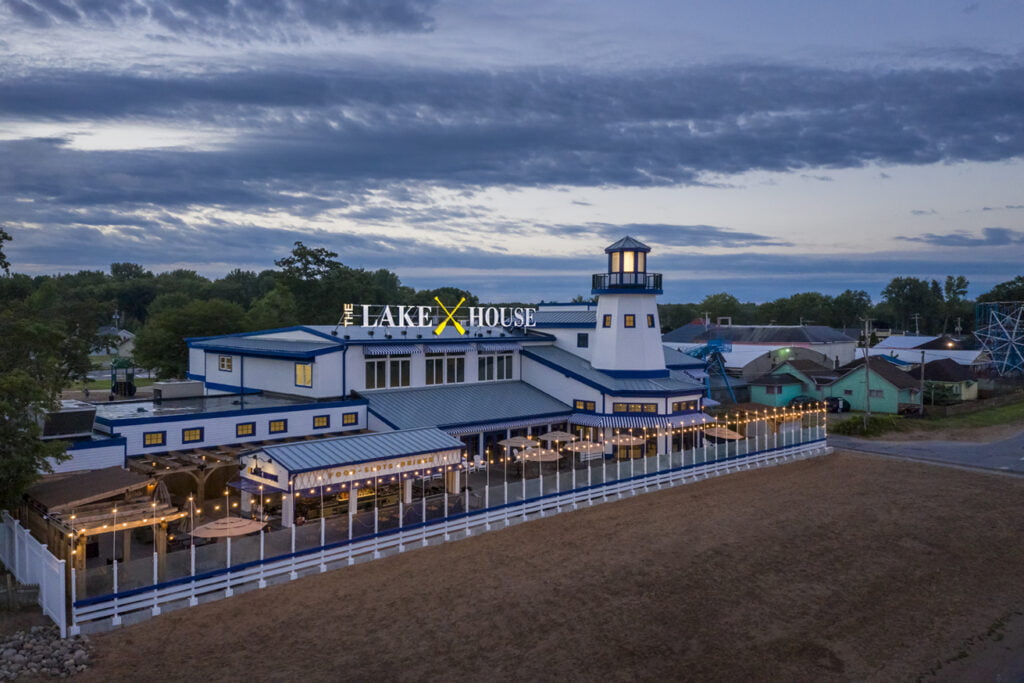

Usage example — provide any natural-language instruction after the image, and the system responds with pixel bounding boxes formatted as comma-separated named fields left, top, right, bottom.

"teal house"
left=751, top=358, right=921, bottom=414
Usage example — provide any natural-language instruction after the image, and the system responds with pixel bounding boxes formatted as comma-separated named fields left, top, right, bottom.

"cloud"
left=910, top=209, right=937, bottom=215
left=895, top=227, right=1024, bottom=247
left=556, top=223, right=791, bottom=248
left=0, top=0, right=437, bottom=38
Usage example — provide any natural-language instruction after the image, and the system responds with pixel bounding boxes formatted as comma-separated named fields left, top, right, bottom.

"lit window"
left=573, top=399, right=596, bottom=411
left=602, top=315, right=612, bottom=328
left=236, top=422, right=255, bottom=437
left=295, top=362, right=313, bottom=387
left=622, top=250, right=635, bottom=272
left=182, top=428, right=204, bottom=443
left=143, top=431, right=165, bottom=447
left=313, top=415, right=330, bottom=429
left=577, top=333, right=589, bottom=348
left=624, top=315, right=636, bottom=328
left=342, top=413, right=358, bottom=426
left=647, top=314, right=655, bottom=328
left=218, top=355, right=233, bottom=372
left=269, top=419, right=287, bottom=434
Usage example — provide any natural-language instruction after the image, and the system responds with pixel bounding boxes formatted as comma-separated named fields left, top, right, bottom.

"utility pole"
left=861, top=317, right=873, bottom=429
left=919, top=350, right=925, bottom=416
left=911, top=312, right=921, bottom=335
left=954, top=317, right=963, bottom=336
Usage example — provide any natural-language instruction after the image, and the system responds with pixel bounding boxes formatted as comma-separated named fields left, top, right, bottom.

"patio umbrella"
left=565, top=441, right=604, bottom=455
left=520, top=448, right=562, bottom=462
left=191, top=516, right=266, bottom=538
left=537, top=430, right=575, bottom=443
left=498, top=436, right=535, bottom=448
left=702, top=426, right=744, bottom=441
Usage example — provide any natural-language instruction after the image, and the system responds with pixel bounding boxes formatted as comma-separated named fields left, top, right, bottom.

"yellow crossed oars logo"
left=433, top=297, right=467, bottom=335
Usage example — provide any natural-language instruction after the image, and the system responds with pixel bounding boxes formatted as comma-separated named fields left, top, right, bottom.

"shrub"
left=831, top=414, right=903, bottom=437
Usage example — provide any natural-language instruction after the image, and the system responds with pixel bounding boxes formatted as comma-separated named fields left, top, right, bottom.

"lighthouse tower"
left=590, top=237, right=667, bottom=376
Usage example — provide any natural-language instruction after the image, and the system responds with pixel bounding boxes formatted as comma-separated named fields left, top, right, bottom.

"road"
left=829, top=429, right=1024, bottom=475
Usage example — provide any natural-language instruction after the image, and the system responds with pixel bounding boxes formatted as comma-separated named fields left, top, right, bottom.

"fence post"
left=320, top=517, right=327, bottom=572
left=189, top=544, right=197, bottom=606
left=289, top=525, right=298, bottom=579
left=151, top=552, right=161, bottom=616
left=258, top=530, right=266, bottom=589
left=69, top=567, right=80, bottom=636
left=225, top=537, right=233, bottom=597
left=111, top=560, right=121, bottom=627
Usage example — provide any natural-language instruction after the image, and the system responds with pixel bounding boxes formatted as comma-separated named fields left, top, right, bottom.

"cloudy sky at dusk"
left=2, top=0, right=1023, bottom=303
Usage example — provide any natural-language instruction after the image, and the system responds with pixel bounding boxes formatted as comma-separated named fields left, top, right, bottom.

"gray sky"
left=1, top=0, right=1023, bottom=303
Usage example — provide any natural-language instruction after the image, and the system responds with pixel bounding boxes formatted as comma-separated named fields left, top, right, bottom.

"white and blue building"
left=54, top=237, right=713, bottom=523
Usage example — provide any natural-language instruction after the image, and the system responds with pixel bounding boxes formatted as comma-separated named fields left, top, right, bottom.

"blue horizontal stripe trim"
left=96, top=398, right=368, bottom=426
left=192, top=344, right=340, bottom=360
left=598, top=368, right=671, bottom=379
left=437, top=409, right=573, bottom=431
left=68, top=436, right=126, bottom=450
left=591, top=288, right=663, bottom=295
left=532, top=322, right=596, bottom=329
left=283, top=445, right=465, bottom=475
left=203, top=381, right=264, bottom=395
left=186, top=372, right=205, bottom=382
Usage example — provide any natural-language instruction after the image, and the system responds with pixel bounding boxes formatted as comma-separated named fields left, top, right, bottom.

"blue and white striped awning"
left=444, top=416, right=569, bottom=436
left=477, top=341, right=522, bottom=353
left=363, top=344, right=421, bottom=356
left=570, top=413, right=713, bottom=429
left=424, top=342, right=472, bottom=354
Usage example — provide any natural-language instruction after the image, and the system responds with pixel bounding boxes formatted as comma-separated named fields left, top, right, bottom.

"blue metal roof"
left=605, top=236, right=651, bottom=252
left=364, top=381, right=571, bottom=431
left=259, top=427, right=464, bottom=474
left=522, top=346, right=704, bottom=396
left=533, top=310, right=597, bottom=328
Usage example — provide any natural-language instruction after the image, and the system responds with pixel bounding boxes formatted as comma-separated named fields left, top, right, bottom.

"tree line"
left=656, top=275, right=1024, bottom=338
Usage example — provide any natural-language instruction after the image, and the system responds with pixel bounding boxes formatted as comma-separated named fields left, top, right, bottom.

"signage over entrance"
left=340, top=299, right=536, bottom=335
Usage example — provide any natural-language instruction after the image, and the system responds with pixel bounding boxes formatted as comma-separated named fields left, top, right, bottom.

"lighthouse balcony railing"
left=592, top=272, right=662, bottom=291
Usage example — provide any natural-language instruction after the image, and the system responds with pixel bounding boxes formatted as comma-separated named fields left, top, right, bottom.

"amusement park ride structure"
left=975, top=301, right=1024, bottom=376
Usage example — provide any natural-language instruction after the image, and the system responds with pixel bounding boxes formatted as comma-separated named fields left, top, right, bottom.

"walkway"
left=829, top=428, right=1024, bottom=475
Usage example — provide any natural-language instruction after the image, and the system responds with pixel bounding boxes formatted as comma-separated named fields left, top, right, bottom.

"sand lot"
left=78, top=452, right=1024, bottom=682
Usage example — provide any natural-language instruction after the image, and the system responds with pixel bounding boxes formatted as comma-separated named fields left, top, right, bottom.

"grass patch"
left=832, top=396, right=1024, bottom=438
left=831, top=414, right=906, bottom=437
left=927, top=397, right=1024, bottom=430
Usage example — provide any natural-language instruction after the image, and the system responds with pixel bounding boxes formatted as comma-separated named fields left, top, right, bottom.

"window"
left=624, top=314, right=636, bottom=328
left=143, top=431, right=166, bottom=447
left=576, top=333, right=589, bottom=348
left=868, top=389, right=884, bottom=398
left=182, top=427, right=204, bottom=443
left=365, top=359, right=386, bottom=389
left=612, top=402, right=657, bottom=413
left=602, top=314, right=612, bottom=328
left=843, top=389, right=853, bottom=396
left=236, top=422, right=255, bottom=438
left=479, top=353, right=513, bottom=381
left=426, top=353, right=465, bottom=385
left=295, top=362, right=313, bottom=388
left=342, top=412, right=358, bottom=426
left=574, top=399, right=596, bottom=411
left=765, top=386, right=782, bottom=395
left=647, top=314, right=655, bottom=328
left=313, top=415, right=330, bottom=429
left=218, top=355, right=233, bottom=371
left=426, top=356, right=444, bottom=385
left=672, top=400, right=698, bottom=412
left=389, top=357, right=410, bottom=387
left=269, top=419, right=287, bottom=434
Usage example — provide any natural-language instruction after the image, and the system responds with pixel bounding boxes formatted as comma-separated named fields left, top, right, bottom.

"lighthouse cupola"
left=589, top=236, right=667, bottom=376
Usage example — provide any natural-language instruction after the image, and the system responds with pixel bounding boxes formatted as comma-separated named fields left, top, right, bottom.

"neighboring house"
left=869, top=334, right=990, bottom=368
left=92, top=326, right=136, bottom=356
left=821, top=358, right=922, bottom=414
left=909, top=358, right=979, bottom=403
left=750, top=357, right=922, bottom=413
left=749, top=359, right=838, bottom=408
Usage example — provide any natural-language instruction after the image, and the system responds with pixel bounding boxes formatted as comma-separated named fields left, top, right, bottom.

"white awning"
left=569, top=413, right=713, bottom=429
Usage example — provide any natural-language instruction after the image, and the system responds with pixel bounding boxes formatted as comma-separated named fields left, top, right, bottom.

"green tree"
left=978, top=275, right=1024, bottom=302
left=942, top=275, right=970, bottom=334
left=698, top=292, right=743, bottom=322
left=134, top=299, right=249, bottom=378
left=880, top=277, right=943, bottom=334
left=0, top=226, right=11, bottom=274
left=829, top=290, right=871, bottom=330
left=248, top=286, right=301, bottom=330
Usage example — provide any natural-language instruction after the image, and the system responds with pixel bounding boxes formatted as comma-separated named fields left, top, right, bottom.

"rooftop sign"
left=341, top=297, right=536, bottom=336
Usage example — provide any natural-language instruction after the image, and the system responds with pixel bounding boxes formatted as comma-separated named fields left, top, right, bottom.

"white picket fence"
left=69, top=438, right=830, bottom=634
left=0, top=511, right=67, bottom=637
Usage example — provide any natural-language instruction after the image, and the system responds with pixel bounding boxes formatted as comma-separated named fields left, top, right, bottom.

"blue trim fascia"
left=68, top=436, right=126, bottom=451
left=203, top=381, right=263, bottom=395
left=537, top=301, right=597, bottom=309
left=521, top=349, right=690, bottom=397
left=185, top=325, right=344, bottom=344
left=599, top=368, right=671, bottom=379
left=95, top=398, right=369, bottom=427
left=437, top=410, right=573, bottom=431
left=591, top=288, right=663, bottom=296
left=73, top=437, right=827, bottom=610
left=186, top=372, right=205, bottom=382
left=191, top=344, right=340, bottom=360
left=533, top=322, right=596, bottom=329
